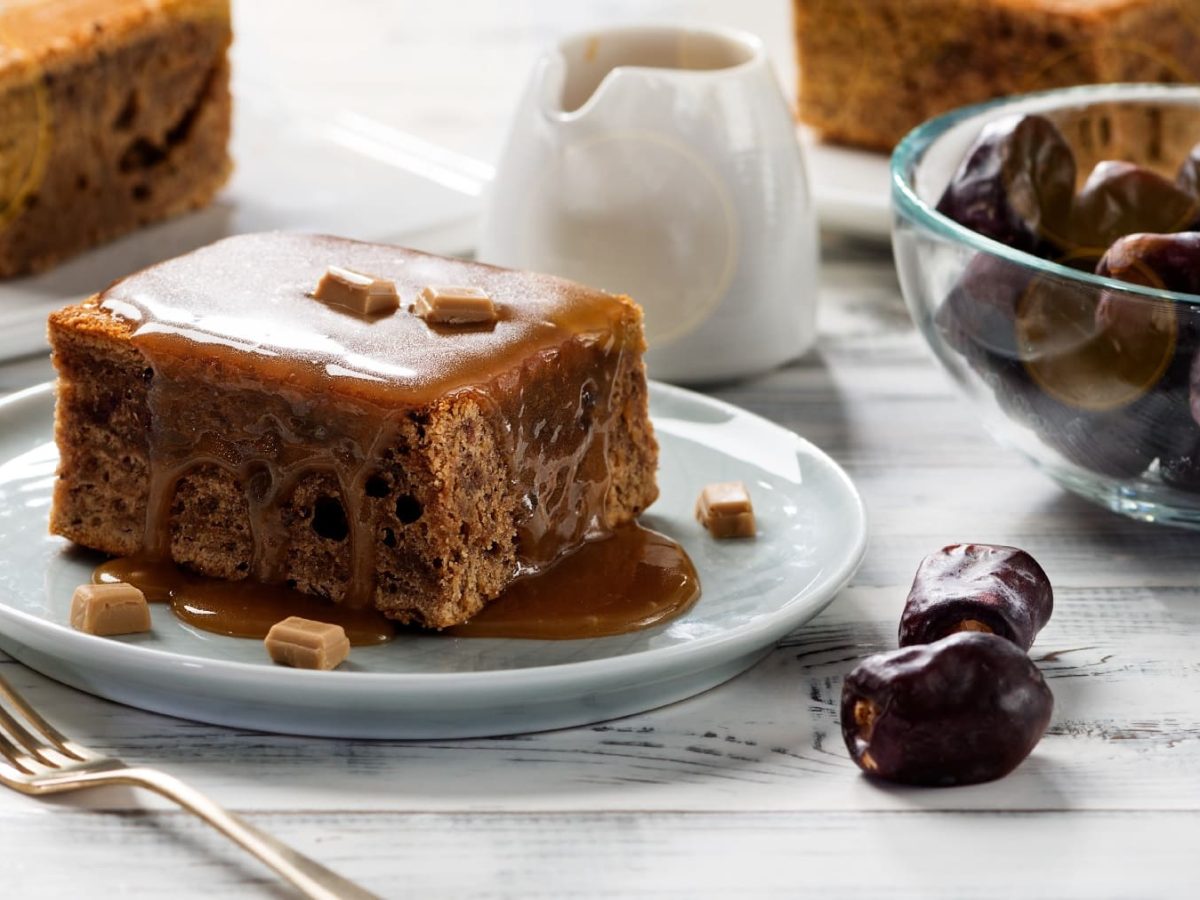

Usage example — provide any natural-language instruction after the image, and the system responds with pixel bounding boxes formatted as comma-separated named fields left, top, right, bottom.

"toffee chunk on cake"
left=794, top=0, right=1200, bottom=151
left=49, top=233, right=659, bottom=628
left=0, top=0, right=232, bottom=277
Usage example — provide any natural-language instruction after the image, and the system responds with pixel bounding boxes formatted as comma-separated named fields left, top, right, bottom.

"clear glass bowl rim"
left=891, top=82, right=1200, bottom=308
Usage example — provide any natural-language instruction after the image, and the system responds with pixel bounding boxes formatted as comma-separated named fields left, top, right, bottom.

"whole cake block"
left=49, top=233, right=659, bottom=629
left=794, top=0, right=1200, bottom=151
left=0, top=0, right=232, bottom=277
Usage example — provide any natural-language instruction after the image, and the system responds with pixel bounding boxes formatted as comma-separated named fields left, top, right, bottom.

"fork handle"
left=79, top=766, right=378, bottom=900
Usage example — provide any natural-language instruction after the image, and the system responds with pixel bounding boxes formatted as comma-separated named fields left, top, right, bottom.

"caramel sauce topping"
left=95, top=556, right=394, bottom=645
left=98, top=233, right=641, bottom=607
left=91, top=234, right=696, bottom=639
left=447, top=525, right=700, bottom=639
left=95, top=524, right=698, bottom=643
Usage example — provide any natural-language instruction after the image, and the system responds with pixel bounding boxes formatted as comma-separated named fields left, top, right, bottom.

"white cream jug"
left=478, top=24, right=820, bottom=383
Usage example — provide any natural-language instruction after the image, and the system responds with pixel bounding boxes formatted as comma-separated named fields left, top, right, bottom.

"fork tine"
left=0, top=675, right=89, bottom=761
left=0, top=726, right=40, bottom=777
left=0, top=701, right=77, bottom=768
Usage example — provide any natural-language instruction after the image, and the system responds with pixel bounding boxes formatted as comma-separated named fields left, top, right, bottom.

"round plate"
left=0, top=382, right=866, bottom=739
left=799, top=126, right=892, bottom=239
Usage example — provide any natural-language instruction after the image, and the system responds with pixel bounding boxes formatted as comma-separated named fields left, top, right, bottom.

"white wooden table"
left=5, top=2, right=1200, bottom=897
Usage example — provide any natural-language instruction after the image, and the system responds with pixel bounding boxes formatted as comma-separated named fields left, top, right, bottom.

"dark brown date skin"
left=841, top=632, right=1054, bottom=787
left=937, top=253, right=1181, bottom=478
left=899, top=543, right=1052, bottom=650
left=1094, top=233, right=1200, bottom=438
left=1069, top=162, right=1199, bottom=253
left=1097, top=232, right=1200, bottom=296
left=935, top=114, right=1075, bottom=257
left=935, top=254, right=1031, bottom=366
left=1176, top=143, right=1200, bottom=199
left=1096, top=234, right=1199, bottom=433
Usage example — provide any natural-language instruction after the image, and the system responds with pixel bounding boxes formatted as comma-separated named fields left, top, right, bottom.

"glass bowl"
left=892, top=83, right=1200, bottom=527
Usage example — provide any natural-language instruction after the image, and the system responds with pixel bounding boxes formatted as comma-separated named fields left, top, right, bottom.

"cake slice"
left=794, top=0, right=1200, bottom=152
left=0, top=0, right=232, bottom=277
left=49, top=233, right=659, bottom=628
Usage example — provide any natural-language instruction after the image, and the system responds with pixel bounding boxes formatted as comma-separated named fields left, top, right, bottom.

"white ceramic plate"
left=0, top=95, right=483, bottom=365
left=0, top=382, right=866, bottom=739
left=800, top=126, right=892, bottom=238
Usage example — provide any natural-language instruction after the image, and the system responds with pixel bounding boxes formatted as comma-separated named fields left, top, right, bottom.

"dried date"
left=1096, top=232, right=1200, bottom=296
left=1069, top=161, right=1199, bottom=253
left=899, top=543, right=1052, bottom=650
left=841, top=632, right=1054, bottom=787
left=1176, top=142, right=1200, bottom=199
left=935, top=114, right=1075, bottom=257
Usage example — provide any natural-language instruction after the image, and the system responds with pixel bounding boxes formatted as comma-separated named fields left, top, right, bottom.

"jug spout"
left=534, top=50, right=572, bottom=120
left=536, top=25, right=760, bottom=121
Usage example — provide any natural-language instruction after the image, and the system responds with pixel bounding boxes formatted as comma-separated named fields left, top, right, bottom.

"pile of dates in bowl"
left=892, top=84, right=1200, bottom=526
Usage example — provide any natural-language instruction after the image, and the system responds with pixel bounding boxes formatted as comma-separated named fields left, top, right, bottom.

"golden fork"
left=0, top=673, right=378, bottom=899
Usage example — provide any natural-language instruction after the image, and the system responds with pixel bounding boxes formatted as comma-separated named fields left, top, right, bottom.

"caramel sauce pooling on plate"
left=95, top=524, right=699, bottom=642
left=447, top=525, right=700, bottom=639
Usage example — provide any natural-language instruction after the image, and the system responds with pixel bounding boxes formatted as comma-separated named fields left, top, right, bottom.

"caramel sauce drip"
left=448, top=525, right=700, bottom=639
left=172, top=581, right=395, bottom=646
left=95, top=556, right=394, bottom=645
left=94, top=524, right=698, bottom=643
left=97, top=234, right=644, bottom=610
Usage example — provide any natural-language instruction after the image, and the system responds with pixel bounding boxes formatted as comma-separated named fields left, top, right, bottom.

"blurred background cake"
left=794, top=0, right=1200, bottom=151
left=0, top=0, right=231, bottom=277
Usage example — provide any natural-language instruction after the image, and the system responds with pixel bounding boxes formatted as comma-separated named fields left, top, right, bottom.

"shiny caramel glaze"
left=98, top=233, right=630, bottom=405
left=94, top=524, right=698, bottom=642
left=96, top=555, right=394, bottom=645
left=448, top=525, right=700, bottom=639
left=87, top=232, right=652, bottom=619
left=95, top=555, right=180, bottom=602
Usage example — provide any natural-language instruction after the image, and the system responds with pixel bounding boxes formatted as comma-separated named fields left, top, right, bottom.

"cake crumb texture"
left=0, top=0, right=232, bottom=277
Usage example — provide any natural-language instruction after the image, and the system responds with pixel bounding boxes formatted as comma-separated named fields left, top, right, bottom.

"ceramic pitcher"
left=478, top=24, right=819, bottom=383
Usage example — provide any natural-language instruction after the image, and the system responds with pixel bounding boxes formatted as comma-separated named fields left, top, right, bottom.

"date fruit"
left=935, top=114, right=1075, bottom=256
left=899, top=543, right=1052, bottom=650
left=1069, top=161, right=1199, bottom=253
left=1176, top=142, right=1200, bottom=198
left=1092, top=234, right=1200, bottom=441
left=1096, top=232, right=1200, bottom=296
left=841, top=632, right=1054, bottom=787
left=1095, top=235, right=1196, bottom=422
left=936, top=254, right=1031, bottom=365
left=937, top=253, right=1178, bottom=478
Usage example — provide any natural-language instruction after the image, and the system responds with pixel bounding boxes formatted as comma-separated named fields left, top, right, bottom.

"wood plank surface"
left=4, top=808, right=1195, bottom=899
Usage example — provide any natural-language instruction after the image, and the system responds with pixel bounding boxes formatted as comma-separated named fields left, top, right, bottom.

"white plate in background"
left=0, top=115, right=893, bottom=367
left=0, top=96, right=486, bottom=364
left=800, top=127, right=893, bottom=239
left=0, top=382, right=866, bottom=739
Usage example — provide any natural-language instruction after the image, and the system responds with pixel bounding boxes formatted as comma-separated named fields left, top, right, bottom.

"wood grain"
left=4, top=808, right=1196, bottom=898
